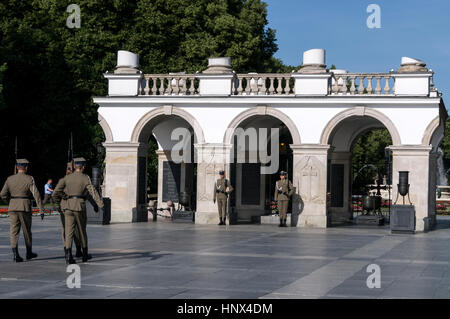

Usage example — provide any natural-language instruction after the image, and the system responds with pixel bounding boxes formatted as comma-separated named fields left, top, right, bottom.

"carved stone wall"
left=291, top=144, right=330, bottom=228
left=195, top=143, right=232, bottom=224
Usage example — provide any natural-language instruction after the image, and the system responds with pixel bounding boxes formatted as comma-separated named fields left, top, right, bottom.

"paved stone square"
left=0, top=216, right=449, bottom=299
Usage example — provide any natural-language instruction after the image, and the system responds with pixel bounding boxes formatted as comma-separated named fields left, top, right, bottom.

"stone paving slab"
left=0, top=216, right=449, bottom=299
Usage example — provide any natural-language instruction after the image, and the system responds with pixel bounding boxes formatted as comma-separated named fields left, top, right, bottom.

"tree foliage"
left=351, top=128, right=392, bottom=194
left=0, top=0, right=281, bottom=188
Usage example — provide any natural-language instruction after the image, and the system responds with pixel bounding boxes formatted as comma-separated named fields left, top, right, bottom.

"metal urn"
left=398, top=171, right=409, bottom=197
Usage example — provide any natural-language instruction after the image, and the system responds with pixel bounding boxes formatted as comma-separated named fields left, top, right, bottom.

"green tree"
left=0, top=63, right=6, bottom=110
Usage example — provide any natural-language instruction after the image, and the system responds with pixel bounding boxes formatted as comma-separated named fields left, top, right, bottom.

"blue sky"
left=265, top=0, right=450, bottom=104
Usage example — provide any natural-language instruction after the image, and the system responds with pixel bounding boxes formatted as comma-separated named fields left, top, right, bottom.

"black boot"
left=82, top=247, right=92, bottom=262
left=279, top=219, right=283, bottom=227
left=222, top=218, right=226, bottom=226
left=64, top=247, right=68, bottom=261
left=282, top=219, right=288, bottom=227
left=66, top=248, right=76, bottom=265
left=12, top=247, right=23, bottom=263
left=26, top=246, right=38, bottom=260
left=218, top=218, right=223, bottom=225
left=75, top=244, right=83, bottom=258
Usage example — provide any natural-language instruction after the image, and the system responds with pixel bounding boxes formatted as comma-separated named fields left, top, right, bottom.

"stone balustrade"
left=232, top=73, right=293, bottom=96
left=107, top=49, right=435, bottom=97
left=140, top=74, right=199, bottom=96
left=138, top=72, right=400, bottom=96
left=331, top=73, right=394, bottom=95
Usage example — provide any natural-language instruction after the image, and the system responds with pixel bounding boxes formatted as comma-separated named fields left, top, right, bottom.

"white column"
left=195, top=143, right=232, bottom=224
left=103, top=142, right=148, bottom=223
left=428, top=152, right=438, bottom=229
left=291, top=144, right=330, bottom=228
left=389, top=145, right=433, bottom=231
left=156, top=150, right=167, bottom=208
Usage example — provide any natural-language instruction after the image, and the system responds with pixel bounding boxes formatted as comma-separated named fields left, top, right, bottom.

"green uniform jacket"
left=274, top=179, right=294, bottom=201
left=0, top=172, right=44, bottom=212
left=213, top=178, right=234, bottom=201
left=52, top=171, right=104, bottom=211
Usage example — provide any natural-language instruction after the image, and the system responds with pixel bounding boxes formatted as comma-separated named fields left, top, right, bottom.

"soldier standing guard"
left=0, top=159, right=44, bottom=262
left=213, top=170, right=233, bottom=225
left=53, top=157, right=103, bottom=264
left=54, top=162, right=83, bottom=258
left=274, top=171, right=293, bottom=227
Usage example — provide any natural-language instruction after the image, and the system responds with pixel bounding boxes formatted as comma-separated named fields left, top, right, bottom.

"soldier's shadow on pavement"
left=291, top=189, right=304, bottom=226
left=37, top=251, right=171, bottom=263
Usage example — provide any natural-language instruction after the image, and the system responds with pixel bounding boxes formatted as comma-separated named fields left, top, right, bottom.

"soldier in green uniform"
left=213, top=170, right=233, bottom=225
left=0, top=159, right=44, bottom=262
left=274, top=171, right=293, bottom=227
left=54, top=162, right=83, bottom=258
left=52, top=157, right=103, bottom=264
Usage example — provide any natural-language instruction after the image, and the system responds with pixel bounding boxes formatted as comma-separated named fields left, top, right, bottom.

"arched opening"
left=325, top=114, right=395, bottom=226
left=227, top=114, right=294, bottom=224
left=132, top=109, right=203, bottom=218
left=424, top=116, right=450, bottom=229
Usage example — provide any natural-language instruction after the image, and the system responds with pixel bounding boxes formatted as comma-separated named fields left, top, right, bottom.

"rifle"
left=13, top=136, right=17, bottom=174
left=67, top=132, right=74, bottom=173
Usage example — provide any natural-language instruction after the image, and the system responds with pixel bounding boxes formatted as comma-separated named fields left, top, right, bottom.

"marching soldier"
left=274, top=171, right=293, bottom=227
left=213, top=170, right=233, bottom=225
left=0, top=159, right=44, bottom=262
left=53, top=157, right=103, bottom=264
left=54, top=162, right=83, bottom=258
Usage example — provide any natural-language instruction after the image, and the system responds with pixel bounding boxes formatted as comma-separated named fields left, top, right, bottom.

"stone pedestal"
left=197, top=57, right=234, bottom=96
left=389, top=145, right=433, bottom=232
left=292, top=73, right=332, bottom=96
left=103, top=142, right=148, bottom=223
left=291, top=144, right=330, bottom=228
left=195, top=143, right=232, bottom=224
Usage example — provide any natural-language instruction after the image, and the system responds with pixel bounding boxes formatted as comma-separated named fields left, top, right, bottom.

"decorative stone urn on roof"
left=202, top=57, right=233, bottom=74
left=397, top=57, right=428, bottom=73
left=298, top=49, right=328, bottom=73
left=114, top=50, right=140, bottom=74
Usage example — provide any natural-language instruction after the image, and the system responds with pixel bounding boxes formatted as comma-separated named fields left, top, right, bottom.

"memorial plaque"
left=162, top=161, right=181, bottom=202
left=330, top=164, right=344, bottom=207
left=137, top=156, right=147, bottom=205
left=241, top=163, right=260, bottom=205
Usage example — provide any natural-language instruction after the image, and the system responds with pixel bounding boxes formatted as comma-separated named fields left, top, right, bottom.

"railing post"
left=196, top=57, right=235, bottom=96
left=104, top=50, right=143, bottom=96
left=292, top=49, right=332, bottom=96
left=391, top=57, right=432, bottom=96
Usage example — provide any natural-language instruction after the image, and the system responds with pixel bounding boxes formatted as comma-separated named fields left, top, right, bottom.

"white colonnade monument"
left=93, top=49, right=446, bottom=232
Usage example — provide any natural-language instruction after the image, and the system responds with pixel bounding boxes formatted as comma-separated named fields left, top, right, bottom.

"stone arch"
left=223, top=106, right=301, bottom=145
left=320, top=107, right=401, bottom=146
left=98, top=113, right=113, bottom=142
left=421, top=116, right=442, bottom=146
left=130, top=105, right=205, bottom=144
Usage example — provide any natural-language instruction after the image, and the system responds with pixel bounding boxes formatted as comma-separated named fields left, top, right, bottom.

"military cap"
left=16, top=159, right=30, bottom=166
left=279, top=171, right=287, bottom=176
left=219, top=170, right=225, bottom=175
left=73, top=157, right=87, bottom=165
